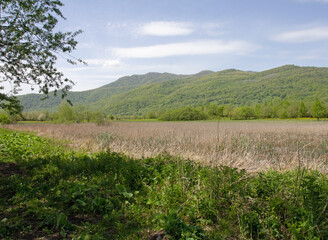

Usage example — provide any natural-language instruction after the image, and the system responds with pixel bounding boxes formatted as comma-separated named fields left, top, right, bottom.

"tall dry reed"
left=5, top=120, right=328, bottom=172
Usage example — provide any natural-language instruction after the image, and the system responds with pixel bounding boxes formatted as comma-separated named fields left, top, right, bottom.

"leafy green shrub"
left=204, top=103, right=224, bottom=117
left=154, top=209, right=207, bottom=240
left=159, top=107, right=208, bottom=121
left=94, top=112, right=106, bottom=126
left=312, top=99, right=327, bottom=120
left=240, top=211, right=262, bottom=239
left=56, top=101, right=75, bottom=123
left=238, top=106, right=255, bottom=120
left=0, top=113, right=11, bottom=124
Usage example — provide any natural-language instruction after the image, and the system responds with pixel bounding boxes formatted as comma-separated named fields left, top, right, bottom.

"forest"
left=1, top=97, right=326, bottom=124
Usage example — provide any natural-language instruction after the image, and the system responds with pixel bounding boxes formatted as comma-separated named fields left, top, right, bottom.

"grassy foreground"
left=1, top=129, right=328, bottom=239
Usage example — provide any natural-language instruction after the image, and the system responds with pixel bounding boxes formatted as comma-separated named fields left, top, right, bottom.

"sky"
left=52, top=0, right=328, bottom=91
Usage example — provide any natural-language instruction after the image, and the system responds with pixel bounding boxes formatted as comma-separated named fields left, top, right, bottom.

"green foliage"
left=31, top=101, right=109, bottom=123
left=216, top=98, right=318, bottom=120
left=144, top=111, right=158, bottom=119
left=159, top=107, right=208, bottom=121
left=205, top=103, right=224, bottom=117
left=0, top=112, right=11, bottom=124
left=311, top=99, right=327, bottom=120
left=94, top=112, right=106, bottom=126
left=19, top=65, right=328, bottom=116
left=238, top=106, right=255, bottom=120
left=21, top=97, right=326, bottom=122
left=57, top=101, right=75, bottom=122
left=154, top=209, right=207, bottom=240
left=299, top=101, right=309, bottom=117
left=1, top=129, right=328, bottom=239
left=18, top=72, right=201, bottom=113
left=1, top=0, right=84, bottom=114
left=0, top=94, right=23, bottom=115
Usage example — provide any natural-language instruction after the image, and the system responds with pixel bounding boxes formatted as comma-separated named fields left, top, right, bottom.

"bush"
left=159, top=107, right=208, bottom=121
left=0, top=112, right=11, bottom=124
left=238, top=106, right=255, bottom=120
left=94, top=112, right=106, bottom=126
left=312, top=99, right=327, bottom=120
left=144, top=111, right=157, bottom=119
left=205, top=103, right=224, bottom=117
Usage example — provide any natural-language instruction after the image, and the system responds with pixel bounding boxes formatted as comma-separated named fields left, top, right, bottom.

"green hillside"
left=18, top=71, right=213, bottom=112
left=19, top=65, right=328, bottom=115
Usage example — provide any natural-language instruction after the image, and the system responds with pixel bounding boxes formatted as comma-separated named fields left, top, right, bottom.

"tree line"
left=145, top=98, right=328, bottom=121
left=0, top=101, right=107, bottom=125
left=1, top=98, right=327, bottom=124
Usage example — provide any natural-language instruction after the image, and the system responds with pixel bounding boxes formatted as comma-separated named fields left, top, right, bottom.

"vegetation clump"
left=0, top=112, right=11, bottom=125
left=13, top=97, right=328, bottom=123
left=1, top=128, right=328, bottom=239
left=311, top=99, right=327, bottom=120
left=159, top=107, right=208, bottom=121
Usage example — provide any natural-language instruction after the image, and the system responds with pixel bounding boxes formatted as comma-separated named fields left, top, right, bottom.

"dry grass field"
left=5, top=120, right=328, bottom=172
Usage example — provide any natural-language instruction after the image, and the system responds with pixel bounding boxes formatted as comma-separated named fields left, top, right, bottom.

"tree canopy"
left=0, top=0, right=83, bottom=113
left=311, top=99, right=327, bottom=120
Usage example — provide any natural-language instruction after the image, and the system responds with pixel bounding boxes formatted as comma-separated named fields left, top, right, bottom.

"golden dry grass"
left=5, top=120, right=328, bottom=172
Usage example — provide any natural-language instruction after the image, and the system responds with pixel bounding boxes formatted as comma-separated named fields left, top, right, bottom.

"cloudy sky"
left=55, top=0, right=328, bottom=91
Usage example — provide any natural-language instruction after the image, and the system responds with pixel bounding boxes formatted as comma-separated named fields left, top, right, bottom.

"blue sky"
left=55, top=0, right=328, bottom=91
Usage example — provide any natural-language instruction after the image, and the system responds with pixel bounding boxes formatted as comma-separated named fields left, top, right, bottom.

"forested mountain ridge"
left=19, top=71, right=211, bottom=111
left=18, top=65, right=328, bottom=115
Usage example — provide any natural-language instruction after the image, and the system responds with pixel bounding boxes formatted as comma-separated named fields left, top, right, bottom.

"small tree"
left=254, top=104, right=261, bottom=119
left=57, top=101, right=74, bottom=122
left=238, top=106, right=254, bottom=120
left=223, top=104, right=235, bottom=119
left=205, top=103, right=217, bottom=116
left=299, top=101, right=308, bottom=118
left=0, top=111, right=11, bottom=124
left=37, top=112, right=48, bottom=121
left=144, top=111, right=156, bottom=119
left=159, top=107, right=208, bottom=121
left=259, top=101, right=274, bottom=119
left=94, top=112, right=106, bottom=126
left=311, top=99, right=326, bottom=120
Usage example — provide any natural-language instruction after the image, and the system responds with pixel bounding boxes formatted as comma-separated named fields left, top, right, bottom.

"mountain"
left=18, top=65, right=328, bottom=115
left=19, top=71, right=202, bottom=111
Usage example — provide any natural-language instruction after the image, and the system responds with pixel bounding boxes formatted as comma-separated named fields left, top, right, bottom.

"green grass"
left=16, top=120, right=53, bottom=124
left=1, top=128, right=328, bottom=239
left=120, top=118, right=161, bottom=122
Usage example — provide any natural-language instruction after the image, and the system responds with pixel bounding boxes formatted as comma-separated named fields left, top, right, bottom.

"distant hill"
left=18, top=65, right=328, bottom=115
left=18, top=71, right=199, bottom=111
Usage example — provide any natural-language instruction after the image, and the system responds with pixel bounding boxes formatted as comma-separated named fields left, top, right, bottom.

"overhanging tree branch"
left=0, top=0, right=85, bottom=113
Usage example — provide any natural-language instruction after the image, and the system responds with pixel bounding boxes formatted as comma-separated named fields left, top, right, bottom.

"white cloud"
left=272, top=26, right=328, bottom=43
left=112, top=40, right=258, bottom=59
left=86, top=59, right=122, bottom=68
left=139, top=21, right=194, bottom=36
left=106, top=21, right=223, bottom=37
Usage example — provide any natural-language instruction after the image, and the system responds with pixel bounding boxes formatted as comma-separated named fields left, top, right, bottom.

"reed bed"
left=5, top=120, right=328, bottom=172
